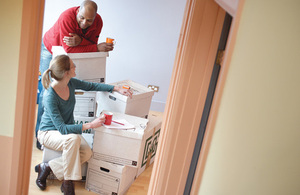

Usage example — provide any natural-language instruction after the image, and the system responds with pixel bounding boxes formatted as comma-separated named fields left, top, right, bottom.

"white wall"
left=199, top=0, right=300, bottom=194
left=43, top=0, right=186, bottom=112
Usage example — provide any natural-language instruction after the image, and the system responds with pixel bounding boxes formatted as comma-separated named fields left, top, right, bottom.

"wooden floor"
left=28, top=136, right=152, bottom=195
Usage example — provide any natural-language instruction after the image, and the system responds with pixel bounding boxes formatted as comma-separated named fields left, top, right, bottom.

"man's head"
left=76, top=0, right=98, bottom=30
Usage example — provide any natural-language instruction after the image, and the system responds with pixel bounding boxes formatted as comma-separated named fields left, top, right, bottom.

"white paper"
left=103, top=119, right=135, bottom=130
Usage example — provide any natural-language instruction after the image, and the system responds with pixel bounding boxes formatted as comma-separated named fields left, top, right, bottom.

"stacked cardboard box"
left=86, top=111, right=163, bottom=194
left=96, top=80, right=154, bottom=118
left=52, top=46, right=107, bottom=83
left=74, top=91, right=97, bottom=134
left=86, top=159, right=137, bottom=195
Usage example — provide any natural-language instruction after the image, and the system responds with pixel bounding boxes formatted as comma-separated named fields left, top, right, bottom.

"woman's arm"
left=71, top=78, right=133, bottom=98
left=82, top=115, right=105, bottom=130
left=113, top=85, right=133, bottom=98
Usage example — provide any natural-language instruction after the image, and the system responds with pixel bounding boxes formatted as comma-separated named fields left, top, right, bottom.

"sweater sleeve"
left=71, top=78, right=114, bottom=92
left=44, top=92, right=83, bottom=135
left=59, top=15, right=99, bottom=53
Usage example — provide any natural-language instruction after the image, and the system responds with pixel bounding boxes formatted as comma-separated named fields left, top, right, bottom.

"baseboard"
left=150, top=100, right=165, bottom=112
left=0, top=136, right=13, bottom=194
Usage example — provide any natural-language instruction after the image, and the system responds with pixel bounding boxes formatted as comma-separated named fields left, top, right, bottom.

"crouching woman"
left=35, top=54, right=132, bottom=194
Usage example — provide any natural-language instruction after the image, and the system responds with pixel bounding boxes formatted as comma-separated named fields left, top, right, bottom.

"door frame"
left=149, top=0, right=244, bottom=194
left=149, top=0, right=226, bottom=194
left=10, top=0, right=244, bottom=194
left=9, top=0, right=45, bottom=194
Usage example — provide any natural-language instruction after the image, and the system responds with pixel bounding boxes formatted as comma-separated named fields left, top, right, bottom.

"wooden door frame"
left=10, top=0, right=244, bottom=194
left=149, top=0, right=244, bottom=194
left=190, top=0, right=244, bottom=194
left=148, top=0, right=226, bottom=194
left=9, top=0, right=45, bottom=194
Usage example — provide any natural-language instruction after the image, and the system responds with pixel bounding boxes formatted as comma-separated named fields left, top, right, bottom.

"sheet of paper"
left=103, top=119, right=135, bottom=130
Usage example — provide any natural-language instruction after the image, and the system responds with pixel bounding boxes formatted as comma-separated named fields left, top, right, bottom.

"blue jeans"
left=35, top=41, right=52, bottom=139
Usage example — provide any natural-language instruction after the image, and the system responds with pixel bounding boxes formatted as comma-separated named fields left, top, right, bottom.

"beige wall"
left=0, top=0, right=22, bottom=194
left=199, top=0, right=300, bottom=194
left=0, top=0, right=22, bottom=137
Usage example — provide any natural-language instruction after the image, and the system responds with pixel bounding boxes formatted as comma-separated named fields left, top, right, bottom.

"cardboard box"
left=86, top=158, right=137, bottom=195
left=52, top=46, right=107, bottom=83
left=96, top=80, right=154, bottom=118
left=74, top=91, right=97, bottom=117
left=136, top=111, right=163, bottom=176
left=74, top=116, right=95, bottom=134
left=92, top=111, right=162, bottom=177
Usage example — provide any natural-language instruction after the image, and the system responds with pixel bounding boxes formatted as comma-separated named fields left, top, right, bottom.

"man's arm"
left=59, top=12, right=100, bottom=52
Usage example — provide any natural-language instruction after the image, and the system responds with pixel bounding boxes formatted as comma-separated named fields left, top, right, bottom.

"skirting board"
left=150, top=100, right=165, bottom=113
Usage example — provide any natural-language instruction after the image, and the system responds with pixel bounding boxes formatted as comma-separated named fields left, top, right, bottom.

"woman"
left=35, top=54, right=132, bottom=194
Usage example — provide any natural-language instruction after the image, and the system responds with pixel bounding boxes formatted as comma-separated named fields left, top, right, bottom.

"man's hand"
left=97, top=42, right=114, bottom=52
left=63, top=33, right=82, bottom=47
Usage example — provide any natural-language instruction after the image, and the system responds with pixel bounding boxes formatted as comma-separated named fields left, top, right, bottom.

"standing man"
left=36, top=0, right=113, bottom=149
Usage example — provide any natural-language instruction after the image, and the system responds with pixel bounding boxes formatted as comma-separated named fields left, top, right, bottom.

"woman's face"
left=68, top=59, right=76, bottom=78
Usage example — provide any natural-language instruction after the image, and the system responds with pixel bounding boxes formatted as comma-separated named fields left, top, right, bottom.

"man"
left=36, top=0, right=113, bottom=150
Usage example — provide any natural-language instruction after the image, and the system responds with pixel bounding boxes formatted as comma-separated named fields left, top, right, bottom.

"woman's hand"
left=82, top=115, right=105, bottom=131
left=113, top=86, right=133, bottom=98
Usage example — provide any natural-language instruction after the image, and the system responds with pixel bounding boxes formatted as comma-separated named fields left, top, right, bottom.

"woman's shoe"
left=61, top=180, right=75, bottom=195
left=35, top=163, right=51, bottom=190
left=36, top=140, right=42, bottom=150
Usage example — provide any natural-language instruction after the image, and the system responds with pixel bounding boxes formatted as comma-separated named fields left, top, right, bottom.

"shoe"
left=35, top=163, right=51, bottom=190
left=36, top=140, right=42, bottom=150
left=61, top=180, right=75, bottom=195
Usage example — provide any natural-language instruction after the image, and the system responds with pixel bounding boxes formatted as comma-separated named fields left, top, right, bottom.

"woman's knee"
left=64, top=134, right=81, bottom=147
left=80, top=143, right=93, bottom=161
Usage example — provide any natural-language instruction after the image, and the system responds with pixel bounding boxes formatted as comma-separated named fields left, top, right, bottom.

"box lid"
left=52, top=46, right=108, bottom=58
left=108, top=80, right=155, bottom=103
left=94, top=111, right=148, bottom=139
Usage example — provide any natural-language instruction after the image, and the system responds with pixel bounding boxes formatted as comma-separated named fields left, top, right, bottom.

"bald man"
left=44, top=0, right=113, bottom=53
left=35, top=0, right=112, bottom=150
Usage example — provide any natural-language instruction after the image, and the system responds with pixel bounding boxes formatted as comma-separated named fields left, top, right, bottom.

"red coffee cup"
left=104, top=112, right=113, bottom=125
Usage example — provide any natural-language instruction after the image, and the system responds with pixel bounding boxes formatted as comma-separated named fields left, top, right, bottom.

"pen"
left=112, top=120, right=125, bottom=126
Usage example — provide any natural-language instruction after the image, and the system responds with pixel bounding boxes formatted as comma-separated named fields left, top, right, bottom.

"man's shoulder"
left=60, top=6, right=78, bottom=18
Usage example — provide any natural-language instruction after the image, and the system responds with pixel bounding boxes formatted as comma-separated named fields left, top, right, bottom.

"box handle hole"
left=100, top=167, right=110, bottom=172
left=109, top=95, right=116, bottom=101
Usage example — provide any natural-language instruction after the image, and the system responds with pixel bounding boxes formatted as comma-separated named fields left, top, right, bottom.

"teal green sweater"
left=39, top=78, right=114, bottom=135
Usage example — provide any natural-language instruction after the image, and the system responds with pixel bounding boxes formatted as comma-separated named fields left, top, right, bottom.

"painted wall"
left=43, top=0, right=186, bottom=112
left=199, top=0, right=300, bottom=194
left=0, top=0, right=22, bottom=137
left=0, top=0, right=23, bottom=194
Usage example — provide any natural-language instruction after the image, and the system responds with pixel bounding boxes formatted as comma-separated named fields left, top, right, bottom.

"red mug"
left=104, top=112, right=113, bottom=125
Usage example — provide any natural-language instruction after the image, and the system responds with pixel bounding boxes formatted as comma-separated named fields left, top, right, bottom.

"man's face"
left=76, top=7, right=96, bottom=30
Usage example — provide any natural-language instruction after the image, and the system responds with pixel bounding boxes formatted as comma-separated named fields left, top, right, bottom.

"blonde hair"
left=42, top=55, right=71, bottom=89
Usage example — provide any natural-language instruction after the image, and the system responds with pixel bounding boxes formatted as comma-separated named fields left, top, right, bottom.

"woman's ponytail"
left=41, top=55, right=70, bottom=89
left=42, top=69, right=51, bottom=89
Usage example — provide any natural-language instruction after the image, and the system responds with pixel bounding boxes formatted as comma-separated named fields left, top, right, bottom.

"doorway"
left=184, top=13, right=232, bottom=195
